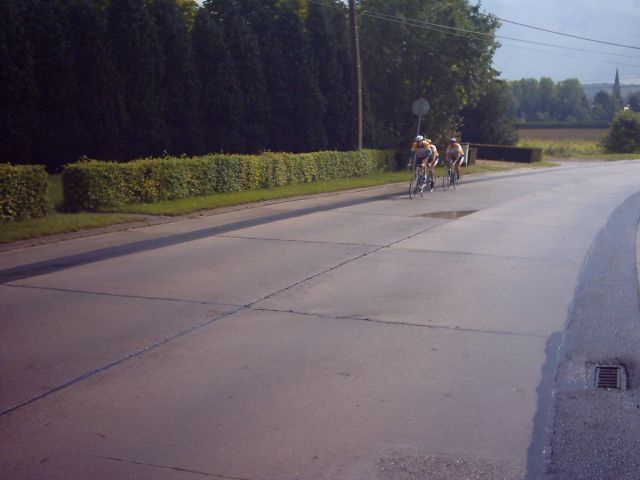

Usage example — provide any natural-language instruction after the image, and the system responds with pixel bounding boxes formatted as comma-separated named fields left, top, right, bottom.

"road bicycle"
left=442, top=156, right=463, bottom=191
left=409, top=160, right=435, bottom=198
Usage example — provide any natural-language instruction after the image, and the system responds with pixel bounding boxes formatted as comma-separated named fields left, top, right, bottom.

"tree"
left=307, top=0, right=351, bottom=150
left=592, top=90, right=614, bottom=121
left=244, top=0, right=327, bottom=152
left=206, top=0, right=270, bottom=152
left=359, top=0, right=500, bottom=148
left=508, top=78, right=541, bottom=122
left=0, top=0, right=37, bottom=165
left=460, top=78, right=517, bottom=145
left=23, top=0, right=85, bottom=170
left=555, top=78, right=589, bottom=122
left=151, top=0, right=203, bottom=155
left=192, top=5, right=243, bottom=153
left=628, top=92, right=640, bottom=113
left=67, top=0, right=127, bottom=161
left=536, top=77, right=557, bottom=121
left=107, top=0, right=167, bottom=159
left=603, top=110, right=640, bottom=153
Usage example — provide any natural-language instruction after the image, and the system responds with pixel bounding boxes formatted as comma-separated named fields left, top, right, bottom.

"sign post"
left=412, top=97, right=430, bottom=136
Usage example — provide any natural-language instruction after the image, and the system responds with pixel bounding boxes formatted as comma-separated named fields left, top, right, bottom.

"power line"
left=361, top=8, right=640, bottom=62
left=425, top=0, right=640, bottom=51
left=478, top=13, right=640, bottom=51
left=309, top=1, right=640, bottom=69
left=497, top=41, right=640, bottom=70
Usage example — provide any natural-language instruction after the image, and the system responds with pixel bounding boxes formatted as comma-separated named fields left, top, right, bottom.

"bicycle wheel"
left=418, top=171, right=426, bottom=197
left=449, top=169, right=456, bottom=190
left=442, top=169, right=450, bottom=191
left=409, top=172, right=417, bottom=199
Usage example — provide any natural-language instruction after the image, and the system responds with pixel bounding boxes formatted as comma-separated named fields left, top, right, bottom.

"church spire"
left=613, top=68, right=622, bottom=100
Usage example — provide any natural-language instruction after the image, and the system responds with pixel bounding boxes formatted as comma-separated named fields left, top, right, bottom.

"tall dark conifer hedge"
left=0, top=0, right=505, bottom=171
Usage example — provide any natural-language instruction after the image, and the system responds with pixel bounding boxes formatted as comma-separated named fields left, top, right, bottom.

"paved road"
left=1, top=161, right=639, bottom=479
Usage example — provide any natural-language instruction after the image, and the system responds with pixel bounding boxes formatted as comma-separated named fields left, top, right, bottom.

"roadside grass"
left=103, top=171, right=411, bottom=215
left=106, top=160, right=557, bottom=216
left=0, top=174, right=144, bottom=244
left=1, top=160, right=556, bottom=244
left=517, top=139, right=640, bottom=160
left=0, top=213, right=146, bottom=244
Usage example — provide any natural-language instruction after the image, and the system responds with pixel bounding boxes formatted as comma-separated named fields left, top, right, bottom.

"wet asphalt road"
left=1, top=160, right=640, bottom=479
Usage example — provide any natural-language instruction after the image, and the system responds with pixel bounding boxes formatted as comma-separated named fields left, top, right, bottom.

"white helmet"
left=415, top=135, right=424, bottom=142
left=449, top=137, right=457, bottom=143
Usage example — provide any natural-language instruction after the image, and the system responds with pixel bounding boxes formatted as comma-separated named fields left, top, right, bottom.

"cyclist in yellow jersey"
left=446, top=137, right=464, bottom=182
left=410, top=135, right=429, bottom=168
left=425, top=138, right=439, bottom=173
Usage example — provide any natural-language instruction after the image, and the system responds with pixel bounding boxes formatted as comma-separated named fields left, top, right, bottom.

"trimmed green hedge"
left=472, top=144, right=543, bottom=163
left=63, top=150, right=395, bottom=211
left=0, top=164, right=49, bottom=222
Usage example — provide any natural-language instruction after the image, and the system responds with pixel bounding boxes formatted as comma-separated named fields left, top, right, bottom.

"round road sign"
left=412, top=97, right=430, bottom=116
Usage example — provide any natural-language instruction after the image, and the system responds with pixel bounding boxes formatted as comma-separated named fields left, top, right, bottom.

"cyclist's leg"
left=427, top=158, right=437, bottom=190
left=454, top=155, right=462, bottom=180
left=419, top=161, right=427, bottom=184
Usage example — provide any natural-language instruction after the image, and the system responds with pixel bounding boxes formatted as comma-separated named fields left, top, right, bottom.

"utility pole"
left=349, top=0, right=363, bottom=150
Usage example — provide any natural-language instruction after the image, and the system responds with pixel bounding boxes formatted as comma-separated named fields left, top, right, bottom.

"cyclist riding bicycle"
left=409, top=135, right=436, bottom=190
left=445, top=137, right=464, bottom=182
left=424, top=138, right=439, bottom=176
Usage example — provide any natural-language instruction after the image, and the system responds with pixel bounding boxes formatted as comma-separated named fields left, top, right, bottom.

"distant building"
left=613, top=68, right=622, bottom=100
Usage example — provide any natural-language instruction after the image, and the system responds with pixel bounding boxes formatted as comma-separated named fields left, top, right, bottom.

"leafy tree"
left=0, top=0, right=37, bottom=165
left=554, top=79, right=589, bottom=122
left=592, top=90, right=614, bottom=121
left=508, top=78, right=541, bottom=122
left=67, top=0, right=127, bottom=160
left=192, top=5, right=243, bottom=152
left=460, top=78, right=517, bottom=145
left=603, top=110, right=640, bottom=153
left=23, top=0, right=85, bottom=170
left=307, top=0, right=351, bottom=150
left=359, top=0, right=500, bottom=148
left=175, top=0, right=199, bottom=29
left=107, top=0, right=167, bottom=159
left=242, top=0, right=327, bottom=152
left=207, top=0, right=270, bottom=152
left=628, top=92, right=640, bottom=113
left=151, top=0, right=203, bottom=155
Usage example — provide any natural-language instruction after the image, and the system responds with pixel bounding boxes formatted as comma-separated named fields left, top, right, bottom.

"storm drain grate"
left=595, top=366, right=624, bottom=389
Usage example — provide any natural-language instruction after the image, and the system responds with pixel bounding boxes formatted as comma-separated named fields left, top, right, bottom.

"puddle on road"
left=418, top=210, right=477, bottom=219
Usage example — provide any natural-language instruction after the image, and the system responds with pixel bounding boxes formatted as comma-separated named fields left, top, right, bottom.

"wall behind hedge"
left=63, top=150, right=395, bottom=211
left=472, top=144, right=542, bottom=163
left=0, top=164, right=49, bottom=222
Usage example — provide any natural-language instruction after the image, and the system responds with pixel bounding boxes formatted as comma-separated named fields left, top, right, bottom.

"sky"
left=476, top=0, right=640, bottom=84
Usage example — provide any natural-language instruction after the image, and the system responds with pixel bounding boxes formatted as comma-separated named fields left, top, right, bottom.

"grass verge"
left=104, top=171, right=411, bottom=216
left=0, top=213, right=146, bottom=244
left=1, top=160, right=556, bottom=244
left=106, top=160, right=557, bottom=216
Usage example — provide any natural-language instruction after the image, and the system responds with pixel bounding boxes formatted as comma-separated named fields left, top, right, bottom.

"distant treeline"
left=508, top=77, right=640, bottom=124
left=1, top=0, right=513, bottom=171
